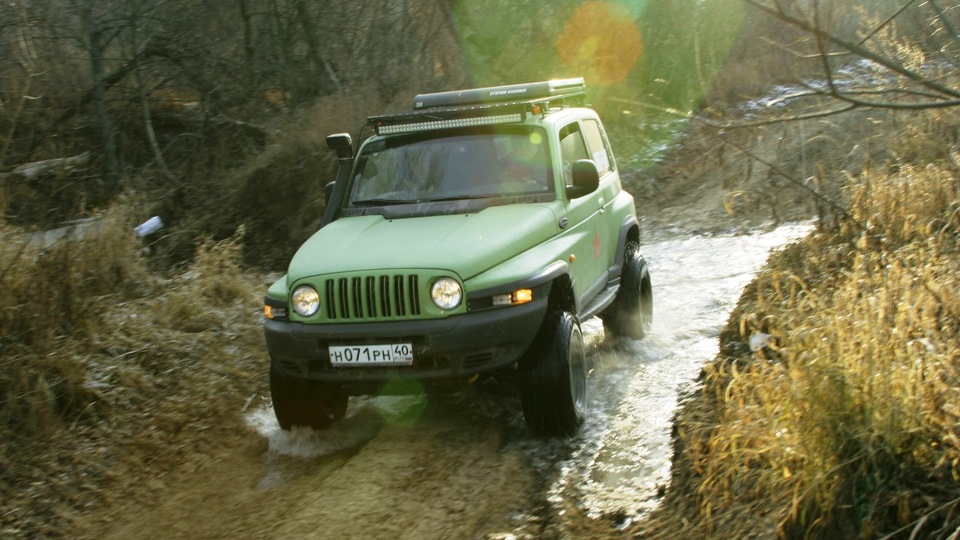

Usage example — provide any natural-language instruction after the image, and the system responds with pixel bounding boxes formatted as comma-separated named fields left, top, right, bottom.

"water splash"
left=245, top=395, right=425, bottom=458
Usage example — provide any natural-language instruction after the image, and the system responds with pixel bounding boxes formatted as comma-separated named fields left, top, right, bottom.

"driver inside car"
left=499, top=134, right=548, bottom=193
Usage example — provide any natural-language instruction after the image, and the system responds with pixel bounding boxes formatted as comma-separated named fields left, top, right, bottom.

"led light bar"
left=376, top=113, right=524, bottom=135
left=367, top=78, right=588, bottom=136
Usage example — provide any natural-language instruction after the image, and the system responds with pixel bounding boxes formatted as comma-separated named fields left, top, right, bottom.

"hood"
left=288, top=204, right=558, bottom=282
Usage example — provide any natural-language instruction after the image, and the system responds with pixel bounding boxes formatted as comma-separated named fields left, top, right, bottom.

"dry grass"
left=638, top=109, right=960, bottom=538
left=0, top=89, right=407, bottom=536
left=0, top=205, right=148, bottom=434
left=0, top=212, right=266, bottom=537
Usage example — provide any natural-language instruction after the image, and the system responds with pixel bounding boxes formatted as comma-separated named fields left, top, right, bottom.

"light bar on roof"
left=376, top=112, right=524, bottom=135
left=413, top=78, right=586, bottom=110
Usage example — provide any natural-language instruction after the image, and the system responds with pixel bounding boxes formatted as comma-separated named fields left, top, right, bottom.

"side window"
left=581, top=119, right=613, bottom=176
left=558, top=122, right=590, bottom=187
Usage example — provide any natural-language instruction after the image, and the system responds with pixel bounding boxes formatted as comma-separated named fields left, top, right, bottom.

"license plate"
left=329, top=344, right=414, bottom=367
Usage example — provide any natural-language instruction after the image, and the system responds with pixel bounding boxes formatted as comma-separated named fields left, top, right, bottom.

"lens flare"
left=378, top=379, right=428, bottom=425
left=556, top=1, right=643, bottom=85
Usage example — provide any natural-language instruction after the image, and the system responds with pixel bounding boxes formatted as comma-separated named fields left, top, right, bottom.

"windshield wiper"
left=351, top=198, right=419, bottom=206
left=421, top=194, right=496, bottom=202
left=353, top=194, right=497, bottom=206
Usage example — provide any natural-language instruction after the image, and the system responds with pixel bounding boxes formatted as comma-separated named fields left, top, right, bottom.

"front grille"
left=323, top=274, right=422, bottom=320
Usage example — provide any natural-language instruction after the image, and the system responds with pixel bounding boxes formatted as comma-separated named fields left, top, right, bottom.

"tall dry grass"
left=0, top=211, right=265, bottom=537
left=0, top=205, right=148, bottom=435
left=641, top=109, right=960, bottom=538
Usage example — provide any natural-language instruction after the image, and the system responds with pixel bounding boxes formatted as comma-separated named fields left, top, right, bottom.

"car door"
left=557, top=120, right=608, bottom=307
left=579, top=118, right=621, bottom=272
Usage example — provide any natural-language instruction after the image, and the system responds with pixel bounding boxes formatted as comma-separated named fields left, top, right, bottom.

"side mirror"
left=566, top=159, right=600, bottom=199
left=326, top=133, right=353, bottom=159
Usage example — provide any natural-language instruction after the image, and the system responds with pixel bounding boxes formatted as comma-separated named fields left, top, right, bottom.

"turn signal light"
left=492, top=289, right=534, bottom=306
left=514, top=289, right=533, bottom=304
left=264, top=305, right=287, bottom=319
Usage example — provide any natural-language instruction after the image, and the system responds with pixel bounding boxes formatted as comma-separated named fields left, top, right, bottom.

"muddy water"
left=245, top=222, right=813, bottom=536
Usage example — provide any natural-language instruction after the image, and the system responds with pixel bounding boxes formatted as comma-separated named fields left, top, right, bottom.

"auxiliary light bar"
left=376, top=113, right=524, bottom=135
left=367, top=77, right=587, bottom=136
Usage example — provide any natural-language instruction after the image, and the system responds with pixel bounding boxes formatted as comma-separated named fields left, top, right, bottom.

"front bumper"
left=264, top=295, right=549, bottom=396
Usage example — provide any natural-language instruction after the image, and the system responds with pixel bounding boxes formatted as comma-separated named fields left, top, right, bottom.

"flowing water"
left=537, top=222, right=814, bottom=530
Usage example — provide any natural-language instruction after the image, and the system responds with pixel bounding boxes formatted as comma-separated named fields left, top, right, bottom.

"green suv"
left=263, top=78, right=652, bottom=436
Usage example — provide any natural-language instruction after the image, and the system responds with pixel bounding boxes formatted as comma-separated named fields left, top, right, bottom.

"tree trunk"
left=83, top=9, right=121, bottom=191
left=293, top=0, right=341, bottom=96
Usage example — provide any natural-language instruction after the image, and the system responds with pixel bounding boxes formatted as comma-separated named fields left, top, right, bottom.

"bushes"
left=149, top=91, right=382, bottom=270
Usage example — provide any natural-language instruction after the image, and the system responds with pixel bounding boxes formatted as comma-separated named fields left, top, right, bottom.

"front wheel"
left=601, top=244, right=653, bottom=340
left=520, top=310, right=587, bottom=437
left=270, top=364, right=348, bottom=430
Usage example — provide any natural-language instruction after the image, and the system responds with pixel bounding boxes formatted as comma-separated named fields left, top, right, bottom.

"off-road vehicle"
left=263, top=78, right=652, bottom=436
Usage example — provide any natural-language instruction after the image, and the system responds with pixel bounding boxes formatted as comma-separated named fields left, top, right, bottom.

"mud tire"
left=520, top=310, right=587, bottom=437
left=270, top=364, right=348, bottom=430
left=602, top=244, right=653, bottom=340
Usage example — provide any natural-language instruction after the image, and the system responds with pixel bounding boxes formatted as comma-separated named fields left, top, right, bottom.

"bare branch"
left=928, top=0, right=960, bottom=48
left=828, top=90, right=960, bottom=109
left=718, top=131, right=856, bottom=224
left=857, top=0, right=919, bottom=45
left=745, top=0, right=960, bottom=100
left=703, top=103, right=860, bottom=129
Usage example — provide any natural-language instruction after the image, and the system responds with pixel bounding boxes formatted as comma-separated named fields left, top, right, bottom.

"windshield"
left=348, top=126, right=551, bottom=206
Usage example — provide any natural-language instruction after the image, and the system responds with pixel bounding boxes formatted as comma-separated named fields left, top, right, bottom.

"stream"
left=541, top=222, right=813, bottom=531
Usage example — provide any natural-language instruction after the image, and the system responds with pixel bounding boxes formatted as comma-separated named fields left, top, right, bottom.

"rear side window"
left=581, top=119, right=613, bottom=176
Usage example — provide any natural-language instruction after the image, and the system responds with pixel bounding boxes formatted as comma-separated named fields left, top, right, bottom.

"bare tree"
left=119, top=0, right=175, bottom=180
left=0, top=1, right=40, bottom=171
left=73, top=0, right=125, bottom=189
left=744, top=0, right=960, bottom=119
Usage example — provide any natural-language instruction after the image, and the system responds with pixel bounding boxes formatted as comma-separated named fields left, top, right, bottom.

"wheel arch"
left=612, top=215, right=641, bottom=276
left=547, top=272, right=577, bottom=315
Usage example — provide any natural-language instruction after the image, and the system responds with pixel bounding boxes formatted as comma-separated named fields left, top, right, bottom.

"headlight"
left=431, top=278, right=462, bottom=310
left=291, top=285, right=320, bottom=317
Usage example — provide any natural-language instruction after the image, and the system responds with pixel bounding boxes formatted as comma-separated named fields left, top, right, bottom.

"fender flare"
left=611, top=214, right=640, bottom=278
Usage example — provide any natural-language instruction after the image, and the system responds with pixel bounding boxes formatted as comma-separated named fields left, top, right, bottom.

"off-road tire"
left=602, top=244, right=653, bottom=340
left=270, top=364, right=348, bottom=430
left=520, top=310, right=587, bottom=437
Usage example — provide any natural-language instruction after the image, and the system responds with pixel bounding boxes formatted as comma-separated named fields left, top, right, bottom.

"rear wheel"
left=602, top=243, right=653, bottom=340
left=520, top=310, right=587, bottom=437
left=270, top=364, right=348, bottom=430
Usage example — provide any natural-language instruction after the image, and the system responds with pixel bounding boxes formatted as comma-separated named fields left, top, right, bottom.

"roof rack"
left=368, top=78, right=586, bottom=136
left=413, top=77, right=585, bottom=110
